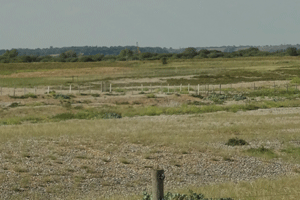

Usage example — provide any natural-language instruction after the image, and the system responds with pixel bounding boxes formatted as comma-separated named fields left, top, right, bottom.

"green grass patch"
left=9, top=93, right=37, bottom=99
left=246, top=146, right=277, bottom=159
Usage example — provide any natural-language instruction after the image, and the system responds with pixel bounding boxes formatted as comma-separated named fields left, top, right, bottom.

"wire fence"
left=0, top=80, right=298, bottom=97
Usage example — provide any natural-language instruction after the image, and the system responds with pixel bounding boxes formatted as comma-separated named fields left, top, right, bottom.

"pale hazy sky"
left=1, top=0, right=300, bottom=49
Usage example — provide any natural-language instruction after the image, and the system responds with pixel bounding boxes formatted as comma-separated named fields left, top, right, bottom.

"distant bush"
left=103, top=113, right=122, bottom=119
left=161, top=57, right=168, bottom=65
left=225, top=138, right=248, bottom=146
left=233, top=94, right=247, bottom=101
left=54, top=94, right=72, bottom=99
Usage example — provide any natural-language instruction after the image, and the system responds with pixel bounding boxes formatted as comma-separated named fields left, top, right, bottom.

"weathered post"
left=219, top=84, right=221, bottom=94
left=197, top=84, right=200, bottom=95
left=101, top=82, right=103, bottom=92
left=48, top=86, right=50, bottom=94
left=188, top=84, right=190, bottom=92
left=180, top=84, right=182, bottom=92
left=69, top=85, right=72, bottom=93
left=152, top=169, right=165, bottom=200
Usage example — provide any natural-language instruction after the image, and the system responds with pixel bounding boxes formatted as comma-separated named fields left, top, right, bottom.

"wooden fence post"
left=0, top=87, right=2, bottom=96
left=197, top=84, right=200, bottom=95
left=48, top=86, right=50, bottom=94
left=101, top=82, right=103, bottom=92
left=219, top=84, right=221, bottom=94
left=180, top=84, right=182, bottom=92
left=188, top=84, right=190, bottom=92
left=69, top=85, right=72, bottom=93
left=152, top=169, right=165, bottom=200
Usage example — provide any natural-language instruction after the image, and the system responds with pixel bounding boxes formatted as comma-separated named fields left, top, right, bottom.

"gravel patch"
left=0, top=138, right=297, bottom=199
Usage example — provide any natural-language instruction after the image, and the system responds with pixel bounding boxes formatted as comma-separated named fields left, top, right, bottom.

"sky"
left=1, top=0, right=300, bottom=49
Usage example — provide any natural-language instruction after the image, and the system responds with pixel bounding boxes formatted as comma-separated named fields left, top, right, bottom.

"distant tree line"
left=0, top=46, right=170, bottom=57
left=1, top=47, right=300, bottom=63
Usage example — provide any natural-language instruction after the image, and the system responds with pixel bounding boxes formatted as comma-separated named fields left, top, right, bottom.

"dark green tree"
left=119, top=49, right=133, bottom=59
left=3, top=49, right=18, bottom=58
left=182, top=47, right=198, bottom=58
left=286, top=47, right=298, bottom=56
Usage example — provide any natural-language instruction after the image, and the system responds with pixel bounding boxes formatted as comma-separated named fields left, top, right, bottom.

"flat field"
left=1, top=57, right=300, bottom=199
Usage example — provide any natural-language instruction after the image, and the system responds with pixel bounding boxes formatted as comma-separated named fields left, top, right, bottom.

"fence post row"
left=152, top=169, right=165, bottom=200
left=2, top=82, right=298, bottom=97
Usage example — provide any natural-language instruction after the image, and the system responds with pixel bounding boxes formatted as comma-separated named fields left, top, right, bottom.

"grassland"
left=1, top=57, right=300, bottom=199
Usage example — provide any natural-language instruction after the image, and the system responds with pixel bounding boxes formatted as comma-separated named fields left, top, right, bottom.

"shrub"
left=146, top=93, right=156, bottom=98
left=161, top=57, right=168, bottom=65
left=91, top=93, right=100, bottom=97
left=54, top=94, right=72, bottom=99
left=9, top=93, right=37, bottom=99
left=233, top=94, right=247, bottom=101
left=103, top=113, right=122, bottom=119
left=225, top=138, right=248, bottom=146
left=207, top=93, right=227, bottom=104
